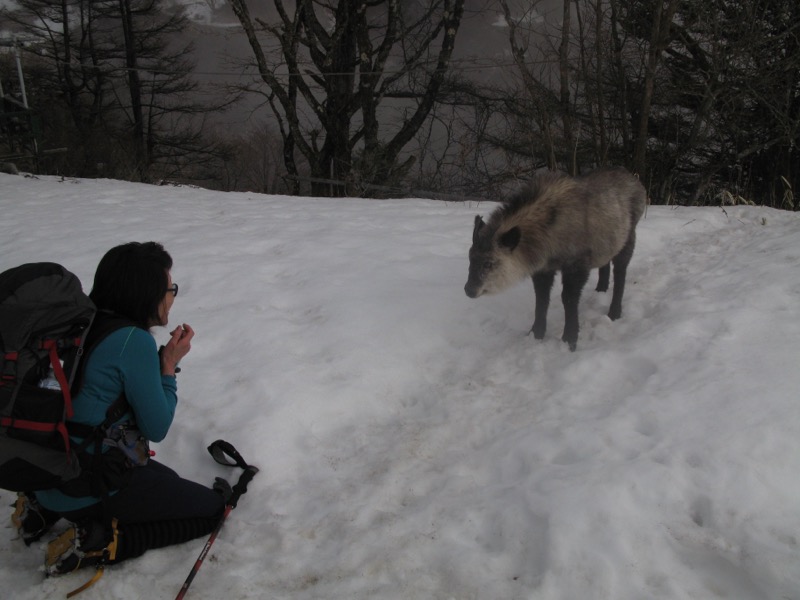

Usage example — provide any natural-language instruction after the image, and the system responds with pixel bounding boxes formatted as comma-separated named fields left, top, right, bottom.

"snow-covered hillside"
left=1, top=173, right=799, bottom=599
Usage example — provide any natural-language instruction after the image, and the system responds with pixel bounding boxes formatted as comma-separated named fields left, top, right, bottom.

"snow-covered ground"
left=1, top=173, right=799, bottom=599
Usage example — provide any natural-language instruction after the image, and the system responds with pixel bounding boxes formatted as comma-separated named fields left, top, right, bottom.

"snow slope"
left=1, top=173, right=799, bottom=599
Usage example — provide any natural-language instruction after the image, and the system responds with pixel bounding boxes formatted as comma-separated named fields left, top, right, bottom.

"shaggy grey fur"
left=465, top=167, right=647, bottom=351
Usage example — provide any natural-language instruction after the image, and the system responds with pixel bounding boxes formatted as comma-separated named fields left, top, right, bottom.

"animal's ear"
left=472, top=215, right=485, bottom=244
left=499, top=227, right=521, bottom=251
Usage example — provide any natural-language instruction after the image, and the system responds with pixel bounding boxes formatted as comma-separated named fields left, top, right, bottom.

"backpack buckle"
left=2, top=351, right=18, bottom=380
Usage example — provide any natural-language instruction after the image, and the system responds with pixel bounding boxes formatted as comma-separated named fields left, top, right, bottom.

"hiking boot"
left=10, top=492, right=61, bottom=546
left=45, top=519, right=119, bottom=577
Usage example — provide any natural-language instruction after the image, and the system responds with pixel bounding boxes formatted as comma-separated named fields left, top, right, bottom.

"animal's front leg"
left=530, top=271, right=555, bottom=339
left=561, top=267, right=590, bottom=351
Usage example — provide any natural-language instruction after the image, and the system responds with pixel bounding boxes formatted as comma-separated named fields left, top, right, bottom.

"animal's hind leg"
left=561, top=267, right=590, bottom=351
left=595, top=263, right=610, bottom=292
left=530, top=271, right=555, bottom=339
left=608, top=230, right=636, bottom=320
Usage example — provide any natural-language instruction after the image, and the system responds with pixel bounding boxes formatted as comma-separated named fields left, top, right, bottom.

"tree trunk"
left=119, top=0, right=146, bottom=180
left=632, top=0, right=680, bottom=176
left=559, top=0, right=575, bottom=174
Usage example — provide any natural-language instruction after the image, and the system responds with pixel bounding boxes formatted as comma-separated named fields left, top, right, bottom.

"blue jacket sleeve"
left=116, top=328, right=178, bottom=442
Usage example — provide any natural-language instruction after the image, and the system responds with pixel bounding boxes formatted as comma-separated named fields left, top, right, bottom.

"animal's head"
left=464, top=214, right=529, bottom=298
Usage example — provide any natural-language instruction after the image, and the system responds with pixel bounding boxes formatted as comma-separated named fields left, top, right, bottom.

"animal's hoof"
left=595, top=284, right=608, bottom=293
left=561, top=333, right=578, bottom=351
left=608, top=308, right=622, bottom=321
left=530, top=324, right=546, bottom=339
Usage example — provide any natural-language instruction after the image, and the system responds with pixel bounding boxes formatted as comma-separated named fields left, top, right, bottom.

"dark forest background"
left=1, top=0, right=797, bottom=208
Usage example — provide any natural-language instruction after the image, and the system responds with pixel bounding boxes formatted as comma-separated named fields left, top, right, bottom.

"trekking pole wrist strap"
left=229, top=466, right=259, bottom=509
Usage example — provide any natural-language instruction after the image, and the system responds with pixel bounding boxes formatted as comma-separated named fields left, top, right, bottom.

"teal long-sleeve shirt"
left=35, top=326, right=178, bottom=512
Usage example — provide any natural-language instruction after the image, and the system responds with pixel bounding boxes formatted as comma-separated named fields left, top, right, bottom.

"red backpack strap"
left=41, top=339, right=74, bottom=420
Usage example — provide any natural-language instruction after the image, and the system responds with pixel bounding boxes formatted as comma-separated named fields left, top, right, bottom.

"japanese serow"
left=464, top=167, right=647, bottom=351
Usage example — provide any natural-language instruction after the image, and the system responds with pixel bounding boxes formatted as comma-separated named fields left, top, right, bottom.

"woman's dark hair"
left=89, top=242, right=173, bottom=329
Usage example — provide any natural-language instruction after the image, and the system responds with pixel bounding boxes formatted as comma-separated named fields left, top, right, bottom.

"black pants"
left=62, top=460, right=225, bottom=562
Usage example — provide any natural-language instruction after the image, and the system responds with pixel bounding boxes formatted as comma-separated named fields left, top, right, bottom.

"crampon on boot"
left=45, top=518, right=119, bottom=598
left=10, top=492, right=61, bottom=546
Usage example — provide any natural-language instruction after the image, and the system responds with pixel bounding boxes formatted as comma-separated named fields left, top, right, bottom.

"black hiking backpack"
left=0, top=262, right=129, bottom=493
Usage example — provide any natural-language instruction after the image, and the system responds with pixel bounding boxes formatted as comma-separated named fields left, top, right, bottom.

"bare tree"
left=2, top=0, right=118, bottom=175
left=629, top=0, right=680, bottom=177
left=106, top=0, right=230, bottom=181
left=498, top=0, right=560, bottom=171
left=595, top=0, right=799, bottom=205
left=657, top=0, right=800, bottom=205
left=228, top=0, right=465, bottom=197
left=573, top=0, right=610, bottom=166
left=3, top=0, right=229, bottom=181
left=558, top=0, right=575, bottom=173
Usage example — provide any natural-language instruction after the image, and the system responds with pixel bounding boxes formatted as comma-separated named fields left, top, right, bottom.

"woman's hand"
left=160, top=323, right=194, bottom=376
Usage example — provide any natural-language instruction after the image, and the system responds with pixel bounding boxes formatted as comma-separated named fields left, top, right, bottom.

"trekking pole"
left=175, top=440, right=259, bottom=600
